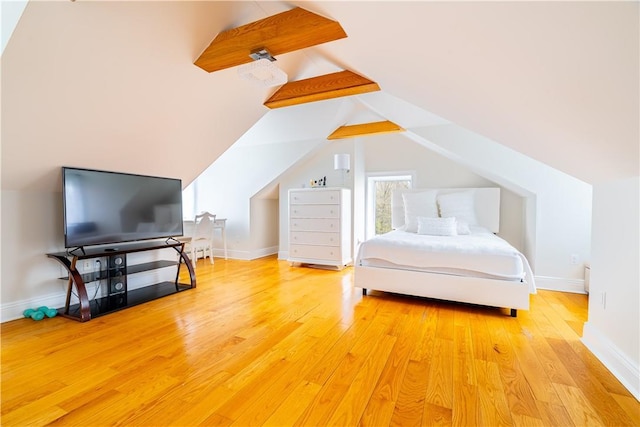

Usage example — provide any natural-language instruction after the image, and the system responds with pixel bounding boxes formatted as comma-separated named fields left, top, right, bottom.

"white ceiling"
left=2, top=1, right=638, bottom=192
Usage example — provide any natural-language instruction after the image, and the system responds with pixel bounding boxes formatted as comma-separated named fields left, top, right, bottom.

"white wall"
left=250, top=197, right=279, bottom=257
left=0, top=189, right=176, bottom=322
left=278, top=140, right=355, bottom=259
left=191, top=139, right=321, bottom=260
left=1, top=190, right=65, bottom=308
left=413, top=124, right=592, bottom=291
left=583, top=176, right=640, bottom=399
left=1, top=0, right=28, bottom=54
left=363, top=133, right=526, bottom=253
left=278, top=132, right=527, bottom=261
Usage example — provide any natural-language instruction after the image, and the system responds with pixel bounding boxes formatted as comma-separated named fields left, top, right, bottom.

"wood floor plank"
left=303, top=297, right=381, bottom=386
left=326, top=334, right=397, bottom=426
left=423, top=402, right=453, bottom=426
left=169, top=384, right=236, bottom=426
left=359, top=303, right=425, bottom=427
left=452, top=318, right=478, bottom=427
left=485, top=314, right=541, bottom=420
left=296, top=299, right=401, bottom=426
left=548, top=337, right=637, bottom=426
left=122, top=371, right=231, bottom=426
left=0, top=379, right=67, bottom=415
left=506, top=323, right=562, bottom=403
left=611, top=393, right=640, bottom=426
left=474, top=359, right=514, bottom=426
left=553, top=383, right=606, bottom=426
left=219, top=318, right=349, bottom=425
left=1, top=402, right=67, bottom=427
left=466, top=310, right=492, bottom=362
left=535, top=400, right=576, bottom=427
left=566, top=337, right=636, bottom=397
left=425, top=337, right=454, bottom=409
left=216, top=358, right=294, bottom=424
left=408, top=303, right=439, bottom=362
left=390, top=359, right=430, bottom=426
left=535, top=292, right=584, bottom=341
left=509, top=313, right=577, bottom=390
left=1, top=258, right=637, bottom=427
left=261, top=380, right=323, bottom=427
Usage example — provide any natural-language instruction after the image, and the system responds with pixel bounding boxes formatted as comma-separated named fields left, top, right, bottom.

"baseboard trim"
left=582, top=322, right=640, bottom=401
left=211, top=248, right=248, bottom=260
left=0, top=283, right=99, bottom=323
left=0, top=277, right=168, bottom=323
left=249, top=246, right=278, bottom=260
left=210, top=246, right=278, bottom=261
left=534, top=275, right=586, bottom=294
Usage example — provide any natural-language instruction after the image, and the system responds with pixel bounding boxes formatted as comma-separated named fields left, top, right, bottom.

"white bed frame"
left=355, top=188, right=531, bottom=316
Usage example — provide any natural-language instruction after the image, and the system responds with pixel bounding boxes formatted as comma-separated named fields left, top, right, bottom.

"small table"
left=181, top=218, right=227, bottom=260
left=213, top=218, right=228, bottom=260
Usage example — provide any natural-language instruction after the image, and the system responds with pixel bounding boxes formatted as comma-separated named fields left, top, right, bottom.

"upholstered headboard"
left=391, top=187, right=501, bottom=233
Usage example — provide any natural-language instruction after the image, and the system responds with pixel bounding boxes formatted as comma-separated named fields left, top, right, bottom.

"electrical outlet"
left=601, top=291, right=607, bottom=309
left=570, top=254, right=579, bottom=265
left=83, top=260, right=92, bottom=271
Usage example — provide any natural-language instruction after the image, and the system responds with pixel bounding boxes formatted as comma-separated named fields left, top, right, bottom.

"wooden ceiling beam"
left=327, top=120, right=405, bottom=140
left=194, top=7, right=347, bottom=73
left=264, top=70, right=380, bottom=109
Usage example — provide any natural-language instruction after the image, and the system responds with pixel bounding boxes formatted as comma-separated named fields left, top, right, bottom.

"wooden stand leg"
left=173, top=244, right=196, bottom=290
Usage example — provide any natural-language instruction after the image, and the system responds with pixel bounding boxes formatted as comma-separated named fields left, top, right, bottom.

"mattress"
left=357, top=228, right=536, bottom=292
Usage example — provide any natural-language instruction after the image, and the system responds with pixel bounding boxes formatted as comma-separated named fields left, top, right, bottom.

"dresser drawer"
left=290, top=190, right=341, bottom=205
left=290, top=231, right=340, bottom=246
left=290, top=204, right=340, bottom=219
left=290, top=218, right=340, bottom=232
left=289, top=244, right=342, bottom=262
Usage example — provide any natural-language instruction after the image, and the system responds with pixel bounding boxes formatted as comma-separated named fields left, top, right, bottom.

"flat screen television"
left=62, top=167, right=184, bottom=248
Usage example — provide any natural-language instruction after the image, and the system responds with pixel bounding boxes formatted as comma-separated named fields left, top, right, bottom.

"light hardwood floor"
left=2, top=256, right=638, bottom=426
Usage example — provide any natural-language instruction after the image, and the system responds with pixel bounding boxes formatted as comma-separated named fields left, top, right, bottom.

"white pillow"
left=456, top=220, right=471, bottom=235
left=437, top=191, right=478, bottom=225
left=417, top=216, right=458, bottom=236
left=402, top=190, right=438, bottom=233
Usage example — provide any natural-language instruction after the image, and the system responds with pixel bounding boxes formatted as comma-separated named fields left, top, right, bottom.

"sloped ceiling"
left=2, top=1, right=637, bottom=193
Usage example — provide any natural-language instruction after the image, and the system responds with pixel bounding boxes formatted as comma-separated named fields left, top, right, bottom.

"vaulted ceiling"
left=1, top=1, right=638, bottom=192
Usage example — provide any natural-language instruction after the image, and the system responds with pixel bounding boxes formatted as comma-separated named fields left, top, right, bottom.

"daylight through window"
left=366, top=174, right=413, bottom=239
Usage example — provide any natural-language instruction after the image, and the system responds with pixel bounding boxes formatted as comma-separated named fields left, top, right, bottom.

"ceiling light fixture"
left=238, top=48, right=287, bottom=87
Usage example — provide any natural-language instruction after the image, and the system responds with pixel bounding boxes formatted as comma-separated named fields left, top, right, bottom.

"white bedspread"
left=357, top=228, right=536, bottom=293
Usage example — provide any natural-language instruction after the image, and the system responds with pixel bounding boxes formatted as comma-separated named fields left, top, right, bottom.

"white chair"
left=187, top=212, right=216, bottom=268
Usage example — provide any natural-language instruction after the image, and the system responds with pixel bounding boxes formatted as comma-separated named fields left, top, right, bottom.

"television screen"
left=62, top=167, right=184, bottom=248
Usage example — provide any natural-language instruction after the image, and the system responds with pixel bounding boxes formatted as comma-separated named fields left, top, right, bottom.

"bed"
left=355, top=188, right=536, bottom=316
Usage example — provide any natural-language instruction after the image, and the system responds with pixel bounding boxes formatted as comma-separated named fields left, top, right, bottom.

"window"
left=182, top=181, right=196, bottom=221
left=366, top=173, right=413, bottom=239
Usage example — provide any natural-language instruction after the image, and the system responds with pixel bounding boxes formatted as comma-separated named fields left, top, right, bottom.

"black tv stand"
left=68, top=246, right=86, bottom=256
left=47, top=240, right=195, bottom=322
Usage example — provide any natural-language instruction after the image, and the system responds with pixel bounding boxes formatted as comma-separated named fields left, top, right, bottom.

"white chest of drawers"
left=288, top=188, right=351, bottom=268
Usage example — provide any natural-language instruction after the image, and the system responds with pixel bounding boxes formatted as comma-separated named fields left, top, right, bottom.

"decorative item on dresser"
left=288, top=187, right=351, bottom=269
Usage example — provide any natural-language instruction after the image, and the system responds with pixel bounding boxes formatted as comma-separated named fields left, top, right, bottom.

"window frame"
left=365, top=171, right=415, bottom=240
